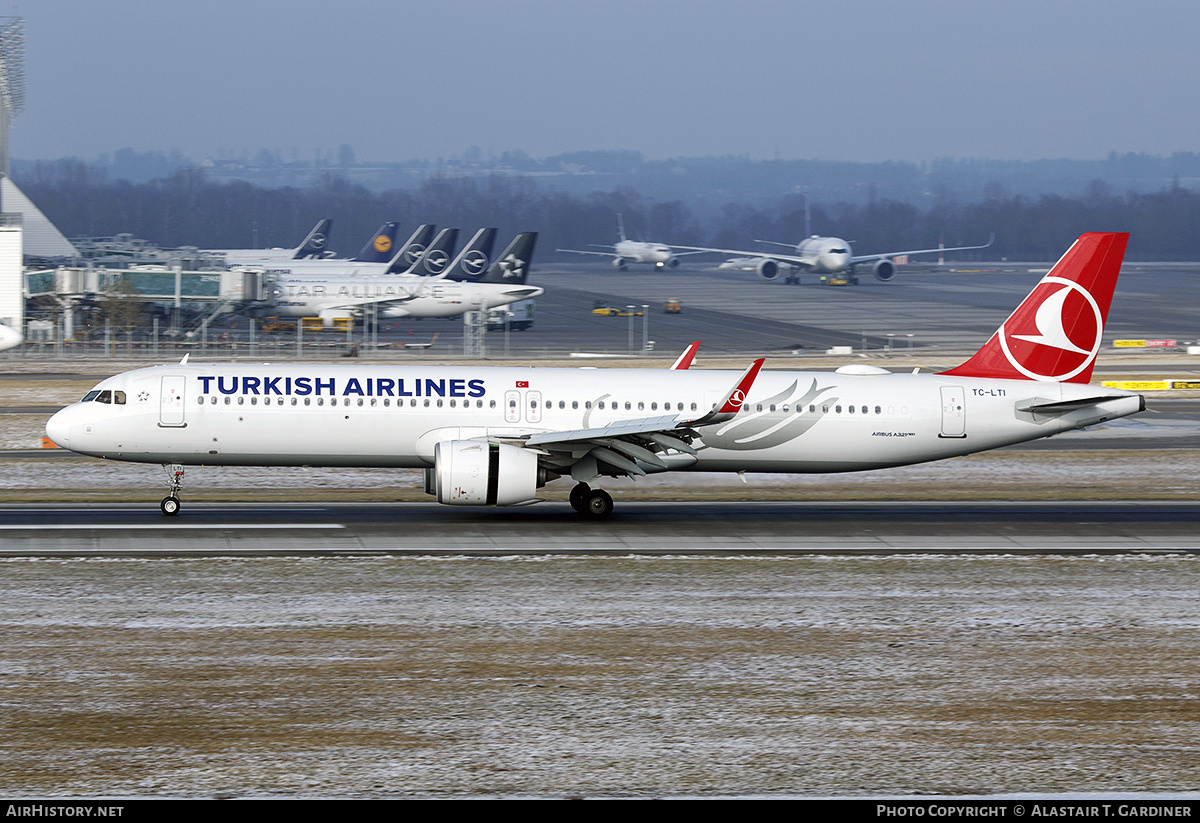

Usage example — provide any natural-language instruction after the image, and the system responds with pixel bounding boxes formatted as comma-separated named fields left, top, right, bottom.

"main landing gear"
left=569, top=482, right=614, bottom=520
left=161, top=463, right=184, bottom=516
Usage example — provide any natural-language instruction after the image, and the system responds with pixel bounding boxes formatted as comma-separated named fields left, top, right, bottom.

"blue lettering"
left=450, top=379, right=466, bottom=397
left=344, top=378, right=365, bottom=396
left=263, top=376, right=282, bottom=395
left=378, top=378, right=395, bottom=397
left=315, top=377, right=335, bottom=396
left=198, top=376, right=215, bottom=394
left=294, top=377, right=312, bottom=396
left=425, top=379, right=446, bottom=397
left=218, top=376, right=239, bottom=395
left=243, top=377, right=261, bottom=395
left=285, top=376, right=292, bottom=395
left=468, top=379, right=485, bottom=397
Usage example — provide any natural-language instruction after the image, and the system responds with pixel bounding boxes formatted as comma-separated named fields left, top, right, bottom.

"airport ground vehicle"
left=663, top=298, right=682, bottom=313
left=486, top=299, right=535, bottom=331
left=592, top=302, right=644, bottom=317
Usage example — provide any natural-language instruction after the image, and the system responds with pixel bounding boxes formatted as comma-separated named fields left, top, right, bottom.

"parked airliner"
left=216, top=219, right=334, bottom=265
left=558, top=214, right=704, bottom=271
left=239, top=224, right=436, bottom=277
left=270, top=231, right=537, bottom=325
left=46, top=233, right=1142, bottom=520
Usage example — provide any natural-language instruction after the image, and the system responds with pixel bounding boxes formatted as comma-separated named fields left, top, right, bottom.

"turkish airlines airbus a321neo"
left=47, top=233, right=1143, bottom=519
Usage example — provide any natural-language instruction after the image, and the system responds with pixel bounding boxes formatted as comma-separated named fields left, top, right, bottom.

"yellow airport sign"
left=1102, top=380, right=1171, bottom=390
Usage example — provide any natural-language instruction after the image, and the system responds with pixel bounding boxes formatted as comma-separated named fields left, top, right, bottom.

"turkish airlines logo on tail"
left=998, top=276, right=1103, bottom=381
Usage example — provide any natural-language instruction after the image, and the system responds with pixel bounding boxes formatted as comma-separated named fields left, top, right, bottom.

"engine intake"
left=757, top=259, right=780, bottom=281
left=873, top=259, right=896, bottom=282
left=430, top=440, right=541, bottom=506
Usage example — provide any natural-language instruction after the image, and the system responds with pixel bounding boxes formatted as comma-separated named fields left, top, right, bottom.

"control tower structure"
left=0, top=17, right=24, bottom=177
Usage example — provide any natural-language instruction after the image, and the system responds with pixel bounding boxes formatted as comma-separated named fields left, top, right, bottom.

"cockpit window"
left=81, top=389, right=126, bottom=404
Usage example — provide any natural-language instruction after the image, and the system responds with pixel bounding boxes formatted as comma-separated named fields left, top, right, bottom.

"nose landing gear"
left=161, top=463, right=184, bottom=516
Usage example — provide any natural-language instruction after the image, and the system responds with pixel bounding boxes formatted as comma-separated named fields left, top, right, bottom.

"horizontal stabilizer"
left=1016, top=395, right=1147, bottom=414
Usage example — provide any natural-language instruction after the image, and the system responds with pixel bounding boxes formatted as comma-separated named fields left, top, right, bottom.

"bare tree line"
left=16, top=160, right=1200, bottom=262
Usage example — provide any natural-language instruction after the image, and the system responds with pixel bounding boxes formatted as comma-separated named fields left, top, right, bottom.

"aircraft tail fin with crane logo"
left=941, top=232, right=1128, bottom=384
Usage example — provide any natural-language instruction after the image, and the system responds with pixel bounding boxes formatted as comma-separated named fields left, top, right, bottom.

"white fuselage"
left=46, top=363, right=1141, bottom=473
left=614, top=240, right=675, bottom=266
left=271, top=276, right=543, bottom=320
left=241, top=260, right=397, bottom=277
left=793, top=237, right=854, bottom=273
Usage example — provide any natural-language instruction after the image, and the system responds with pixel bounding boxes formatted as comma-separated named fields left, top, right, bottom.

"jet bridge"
left=24, top=265, right=271, bottom=337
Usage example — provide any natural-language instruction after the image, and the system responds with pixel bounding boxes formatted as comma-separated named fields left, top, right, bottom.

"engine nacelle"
left=612, top=257, right=627, bottom=270
left=658, top=256, right=681, bottom=270
left=872, top=259, right=896, bottom=282
left=756, top=259, right=780, bottom=281
left=430, top=440, right=541, bottom=506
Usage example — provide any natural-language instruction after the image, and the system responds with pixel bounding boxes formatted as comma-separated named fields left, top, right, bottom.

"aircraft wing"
left=671, top=243, right=802, bottom=265
left=850, top=234, right=994, bottom=264
left=557, top=247, right=619, bottom=258
left=558, top=247, right=709, bottom=258
left=516, top=359, right=765, bottom=482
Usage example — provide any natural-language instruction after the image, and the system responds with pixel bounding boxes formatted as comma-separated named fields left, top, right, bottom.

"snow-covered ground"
left=1, top=554, right=1197, bottom=797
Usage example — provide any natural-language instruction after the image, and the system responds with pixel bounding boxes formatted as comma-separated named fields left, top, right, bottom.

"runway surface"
left=3, top=500, right=1198, bottom=555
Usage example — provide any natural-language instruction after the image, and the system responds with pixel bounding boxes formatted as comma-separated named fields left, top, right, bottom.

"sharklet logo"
left=999, top=276, right=1103, bottom=382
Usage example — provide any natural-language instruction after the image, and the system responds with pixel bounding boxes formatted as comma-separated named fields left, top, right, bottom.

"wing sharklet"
left=679, top=358, right=766, bottom=428
left=670, top=341, right=701, bottom=370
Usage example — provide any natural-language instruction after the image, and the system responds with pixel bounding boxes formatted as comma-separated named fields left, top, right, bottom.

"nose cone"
left=45, top=407, right=71, bottom=448
left=0, top=323, right=21, bottom=352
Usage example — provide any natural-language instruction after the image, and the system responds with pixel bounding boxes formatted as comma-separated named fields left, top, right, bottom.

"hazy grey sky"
left=13, top=0, right=1200, bottom=163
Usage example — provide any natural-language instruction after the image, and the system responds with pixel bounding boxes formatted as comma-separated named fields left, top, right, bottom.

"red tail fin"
left=941, top=232, right=1128, bottom=383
